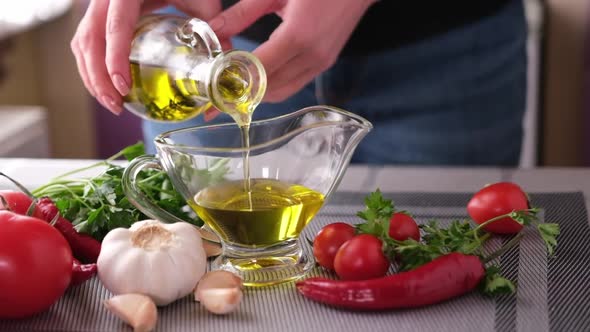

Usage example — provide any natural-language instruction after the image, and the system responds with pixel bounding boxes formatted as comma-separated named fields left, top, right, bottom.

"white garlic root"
left=104, top=294, right=157, bottom=332
left=202, top=240, right=222, bottom=257
left=194, top=270, right=243, bottom=314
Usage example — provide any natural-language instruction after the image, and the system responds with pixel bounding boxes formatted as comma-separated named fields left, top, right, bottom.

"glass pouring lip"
left=153, top=105, right=373, bottom=154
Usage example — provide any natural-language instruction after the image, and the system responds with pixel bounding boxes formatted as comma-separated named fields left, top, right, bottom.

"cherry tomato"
left=313, top=222, right=356, bottom=270
left=0, top=211, right=73, bottom=319
left=334, top=234, right=390, bottom=280
left=467, top=182, right=529, bottom=234
left=389, top=212, right=420, bottom=242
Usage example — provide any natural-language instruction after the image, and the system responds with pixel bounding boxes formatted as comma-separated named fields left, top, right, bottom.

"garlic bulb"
left=97, top=220, right=207, bottom=306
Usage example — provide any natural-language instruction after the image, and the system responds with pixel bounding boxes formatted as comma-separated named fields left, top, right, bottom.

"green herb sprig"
left=30, top=142, right=207, bottom=241
left=354, top=189, right=560, bottom=296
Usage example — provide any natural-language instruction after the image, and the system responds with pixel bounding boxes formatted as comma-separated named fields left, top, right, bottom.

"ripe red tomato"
left=0, top=211, right=73, bottom=319
left=389, top=212, right=420, bottom=241
left=334, top=234, right=390, bottom=280
left=467, top=182, right=529, bottom=234
left=313, top=222, right=356, bottom=270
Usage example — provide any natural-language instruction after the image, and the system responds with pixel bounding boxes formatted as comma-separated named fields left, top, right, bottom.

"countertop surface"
left=0, top=159, right=589, bottom=332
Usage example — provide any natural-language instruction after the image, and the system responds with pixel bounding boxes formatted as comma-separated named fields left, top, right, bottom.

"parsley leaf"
left=391, top=238, right=443, bottom=271
left=390, top=219, right=489, bottom=271
left=421, top=219, right=484, bottom=255
left=121, top=141, right=146, bottom=161
left=537, top=223, right=560, bottom=256
left=479, top=266, right=516, bottom=296
left=30, top=142, right=226, bottom=242
left=357, top=189, right=395, bottom=221
left=355, top=189, right=394, bottom=238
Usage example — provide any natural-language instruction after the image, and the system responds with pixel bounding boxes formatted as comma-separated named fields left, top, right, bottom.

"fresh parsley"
left=355, top=189, right=394, bottom=238
left=30, top=142, right=222, bottom=241
left=354, top=189, right=560, bottom=295
left=479, top=266, right=516, bottom=296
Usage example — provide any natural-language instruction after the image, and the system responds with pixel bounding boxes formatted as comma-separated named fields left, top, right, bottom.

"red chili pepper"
left=0, top=190, right=45, bottom=219
left=36, top=197, right=101, bottom=264
left=70, top=258, right=98, bottom=286
left=296, top=252, right=485, bottom=310
left=1, top=190, right=101, bottom=263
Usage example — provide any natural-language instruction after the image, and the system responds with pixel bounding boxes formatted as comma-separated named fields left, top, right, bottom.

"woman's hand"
left=70, top=0, right=223, bottom=115
left=209, top=0, right=376, bottom=102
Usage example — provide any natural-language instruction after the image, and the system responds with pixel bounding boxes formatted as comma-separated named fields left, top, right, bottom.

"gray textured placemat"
left=1, top=192, right=588, bottom=332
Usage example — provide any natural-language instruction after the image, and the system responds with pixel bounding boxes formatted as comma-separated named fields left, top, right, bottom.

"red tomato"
left=313, top=222, right=356, bottom=270
left=334, top=234, right=390, bottom=280
left=0, top=211, right=73, bottom=319
left=0, top=190, right=45, bottom=219
left=467, top=182, right=529, bottom=234
left=389, top=212, right=420, bottom=241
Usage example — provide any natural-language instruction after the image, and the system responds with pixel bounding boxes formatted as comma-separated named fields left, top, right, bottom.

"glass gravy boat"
left=122, top=106, right=372, bottom=286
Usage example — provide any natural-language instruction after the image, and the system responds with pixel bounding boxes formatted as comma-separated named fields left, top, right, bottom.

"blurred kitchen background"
left=0, top=0, right=588, bottom=167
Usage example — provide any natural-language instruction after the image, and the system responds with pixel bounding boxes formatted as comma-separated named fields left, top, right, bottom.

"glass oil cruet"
left=123, top=14, right=267, bottom=127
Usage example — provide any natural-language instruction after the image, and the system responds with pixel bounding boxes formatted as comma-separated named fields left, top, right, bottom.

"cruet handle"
left=122, top=155, right=221, bottom=244
left=176, top=18, right=222, bottom=58
left=122, top=155, right=188, bottom=224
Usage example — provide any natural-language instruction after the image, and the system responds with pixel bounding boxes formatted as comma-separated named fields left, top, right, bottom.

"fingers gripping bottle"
left=123, top=14, right=266, bottom=126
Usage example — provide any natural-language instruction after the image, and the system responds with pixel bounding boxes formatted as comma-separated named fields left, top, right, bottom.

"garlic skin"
left=104, top=293, right=157, bottom=332
left=98, top=220, right=207, bottom=306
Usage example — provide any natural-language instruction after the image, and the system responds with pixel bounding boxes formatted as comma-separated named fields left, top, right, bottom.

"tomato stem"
left=25, top=200, right=37, bottom=217
left=474, top=232, right=492, bottom=254
left=482, top=232, right=524, bottom=264
left=0, top=172, right=35, bottom=198
left=472, top=214, right=509, bottom=233
left=0, top=195, right=8, bottom=211
left=472, top=208, right=537, bottom=234
left=0, top=171, right=41, bottom=216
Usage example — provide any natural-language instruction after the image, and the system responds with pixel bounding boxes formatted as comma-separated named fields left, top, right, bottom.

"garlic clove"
left=194, top=270, right=243, bottom=302
left=199, top=287, right=243, bottom=315
left=202, top=240, right=222, bottom=258
left=104, top=293, right=157, bottom=332
left=198, top=227, right=221, bottom=244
